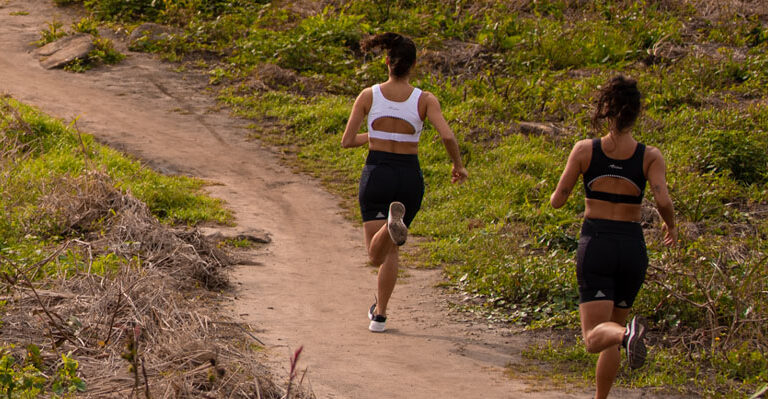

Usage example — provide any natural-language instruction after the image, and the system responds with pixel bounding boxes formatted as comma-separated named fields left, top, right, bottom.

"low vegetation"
left=35, top=17, right=125, bottom=71
left=0, top=98, right=313, bottom=397
left=48, top=0, right=768, bottom=397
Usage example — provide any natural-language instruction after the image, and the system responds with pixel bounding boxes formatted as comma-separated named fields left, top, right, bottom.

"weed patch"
left=0, top=97, right=311, bottom=397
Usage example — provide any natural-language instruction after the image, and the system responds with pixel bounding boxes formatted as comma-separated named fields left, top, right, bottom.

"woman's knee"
left=368, top=252, right=386, bottom=266
left=583, top=330, right=602, bottom=354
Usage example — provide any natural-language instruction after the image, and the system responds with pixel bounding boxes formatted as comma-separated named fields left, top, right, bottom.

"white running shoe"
left=387, top=202, right=407, bottom=246
left=368, top=303, right=387, bottom=333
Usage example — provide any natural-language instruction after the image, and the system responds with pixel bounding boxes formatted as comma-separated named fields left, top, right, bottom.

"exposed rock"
left=198, top=227, right=272, bottom=244
left=128, top=23, right=178, bottom=51
left=37, top=34, right=94, bottom=69
left=514, top=122, right=565, bottom=139
left=235, top=229, right=272, bottom=244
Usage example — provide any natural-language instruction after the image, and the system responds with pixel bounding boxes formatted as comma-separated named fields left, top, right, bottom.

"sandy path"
left=0, top=2, right=686, bottom=398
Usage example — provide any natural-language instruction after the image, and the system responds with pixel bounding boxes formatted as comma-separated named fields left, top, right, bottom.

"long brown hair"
left=592, top=75, right=642, bottom=133
left=360, top=33, right=416, bottom=78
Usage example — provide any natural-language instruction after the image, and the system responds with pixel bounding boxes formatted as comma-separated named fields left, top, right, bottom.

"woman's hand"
left=662, top=223, right=677, bottom=247
left=451, top=165, right=468, bottom=184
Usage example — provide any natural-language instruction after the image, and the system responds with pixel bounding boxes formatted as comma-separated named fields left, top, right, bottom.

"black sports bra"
left=583, top=138, right=647, bottom=204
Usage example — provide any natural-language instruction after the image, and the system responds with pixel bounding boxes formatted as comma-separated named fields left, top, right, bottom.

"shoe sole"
left=367, top=304, right=386, bottom=333
left=387, top=202, right=407, bottom=246
left=627, top=318, right=647, bottom=369
left=368, top=320, right=386, bottom=332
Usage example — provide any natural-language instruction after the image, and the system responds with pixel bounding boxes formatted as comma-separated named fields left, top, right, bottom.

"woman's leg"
left=594, top=307, right=631, bottom=398
left=579, top=301, right=630, bottom=399
left=364, top=220, right=399, bottom=316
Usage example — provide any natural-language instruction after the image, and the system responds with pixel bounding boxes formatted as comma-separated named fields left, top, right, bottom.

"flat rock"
left=235, top=229, right=272, bottom=244
left=38, top=34, right=94, bottom=69
left=515, top=121, right=563, bottom=138
left=35, top=34, right=86, bottom=57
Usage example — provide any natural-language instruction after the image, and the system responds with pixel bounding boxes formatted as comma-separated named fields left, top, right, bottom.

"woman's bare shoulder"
left=644, top=144, right=664, bottom=161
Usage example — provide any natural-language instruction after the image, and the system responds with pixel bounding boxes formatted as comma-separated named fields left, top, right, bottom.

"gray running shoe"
left=387, top=201, right=407, bottom=246
left=624, top=316, right=647, bottom=369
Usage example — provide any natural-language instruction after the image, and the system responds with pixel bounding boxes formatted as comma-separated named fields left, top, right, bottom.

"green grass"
left=61, top=0, right=768, bottom=395
left=521, top=338, right=768, bottom=398
left=1, top=98, right=231, bottom=280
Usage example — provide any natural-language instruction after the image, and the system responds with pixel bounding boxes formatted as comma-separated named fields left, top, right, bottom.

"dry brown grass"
left=685, top=0, right=768, bottom=20
left=0, top=98, right=313, bottom=398
left=0, top=171, right=315, bottom=398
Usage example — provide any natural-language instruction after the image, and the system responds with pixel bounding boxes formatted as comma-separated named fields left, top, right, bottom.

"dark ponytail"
left=592, top=75, right=642, bottom=133
left=361, top=33, right=416, bottom=78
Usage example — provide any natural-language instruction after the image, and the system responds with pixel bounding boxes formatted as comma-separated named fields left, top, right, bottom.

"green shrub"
left=694, top=129, right=768, bottom=185
left=71, top=17, right=99, bottom=35
left=83, top=0, right=162, bottom=22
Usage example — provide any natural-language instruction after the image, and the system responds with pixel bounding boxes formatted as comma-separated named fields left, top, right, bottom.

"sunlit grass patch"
left=1, top=98, right=232, bottom=280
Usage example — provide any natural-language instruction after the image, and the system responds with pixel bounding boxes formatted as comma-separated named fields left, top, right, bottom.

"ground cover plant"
left=0, top=97, right=313, bottom=397
left=35, top=16, right=125, bottom=71
left=57, top=0, right=768, bottom=396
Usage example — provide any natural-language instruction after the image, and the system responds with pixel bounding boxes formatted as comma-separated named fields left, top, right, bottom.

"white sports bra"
left=367, top=84, right=424, bottom=143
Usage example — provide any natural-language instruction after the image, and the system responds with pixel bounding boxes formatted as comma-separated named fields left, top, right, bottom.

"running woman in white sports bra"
left=342, top=33, right=468, bottom=332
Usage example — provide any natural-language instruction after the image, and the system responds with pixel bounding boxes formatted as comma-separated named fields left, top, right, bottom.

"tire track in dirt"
left=0, top=2, right=687, bottom=398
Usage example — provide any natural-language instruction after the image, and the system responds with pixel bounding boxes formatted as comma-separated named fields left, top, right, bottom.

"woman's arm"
left=424, top=92, right=468, bottom=183
left=550, top=140, right=589, bottom=209
left=341, top=89, right=372, bottom=148
left=645, top=146, right=677, bottom=246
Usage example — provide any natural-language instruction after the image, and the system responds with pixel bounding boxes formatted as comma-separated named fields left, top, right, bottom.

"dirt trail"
left=0, top=2, right=680, bottom=398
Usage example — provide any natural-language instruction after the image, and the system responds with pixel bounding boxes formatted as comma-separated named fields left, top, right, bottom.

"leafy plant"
left=34, top=19, right=66, bottom=46
left=51, top=354, right=86, bottom=394
left=72, top=17, right=99, bottom=35
left=0, top=348, right=46, bottom=398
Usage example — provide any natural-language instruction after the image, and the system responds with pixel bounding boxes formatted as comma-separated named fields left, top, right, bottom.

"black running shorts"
left=576, top=218, right=648, bottom=309
left=358, top=150, right=424, bottom=227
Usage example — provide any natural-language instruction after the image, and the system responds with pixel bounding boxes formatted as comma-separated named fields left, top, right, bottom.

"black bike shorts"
left=358, top=150, right=424, bottom=227
left=576, top=218, right=648, bottom=309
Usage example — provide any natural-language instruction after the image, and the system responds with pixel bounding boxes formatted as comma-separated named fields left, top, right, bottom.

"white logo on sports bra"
left=609, top=164, right=623, bottom=170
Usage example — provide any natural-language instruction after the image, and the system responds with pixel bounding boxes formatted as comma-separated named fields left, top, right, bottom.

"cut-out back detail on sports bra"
left=368, top=84, right=424, bottom=143
left=584, top=138, right=647, bottom=204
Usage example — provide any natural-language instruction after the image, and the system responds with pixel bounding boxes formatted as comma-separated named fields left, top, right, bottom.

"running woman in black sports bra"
left=550, top=76, right=676, bottom=399
left=342, top=33, right=468, bottom=332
